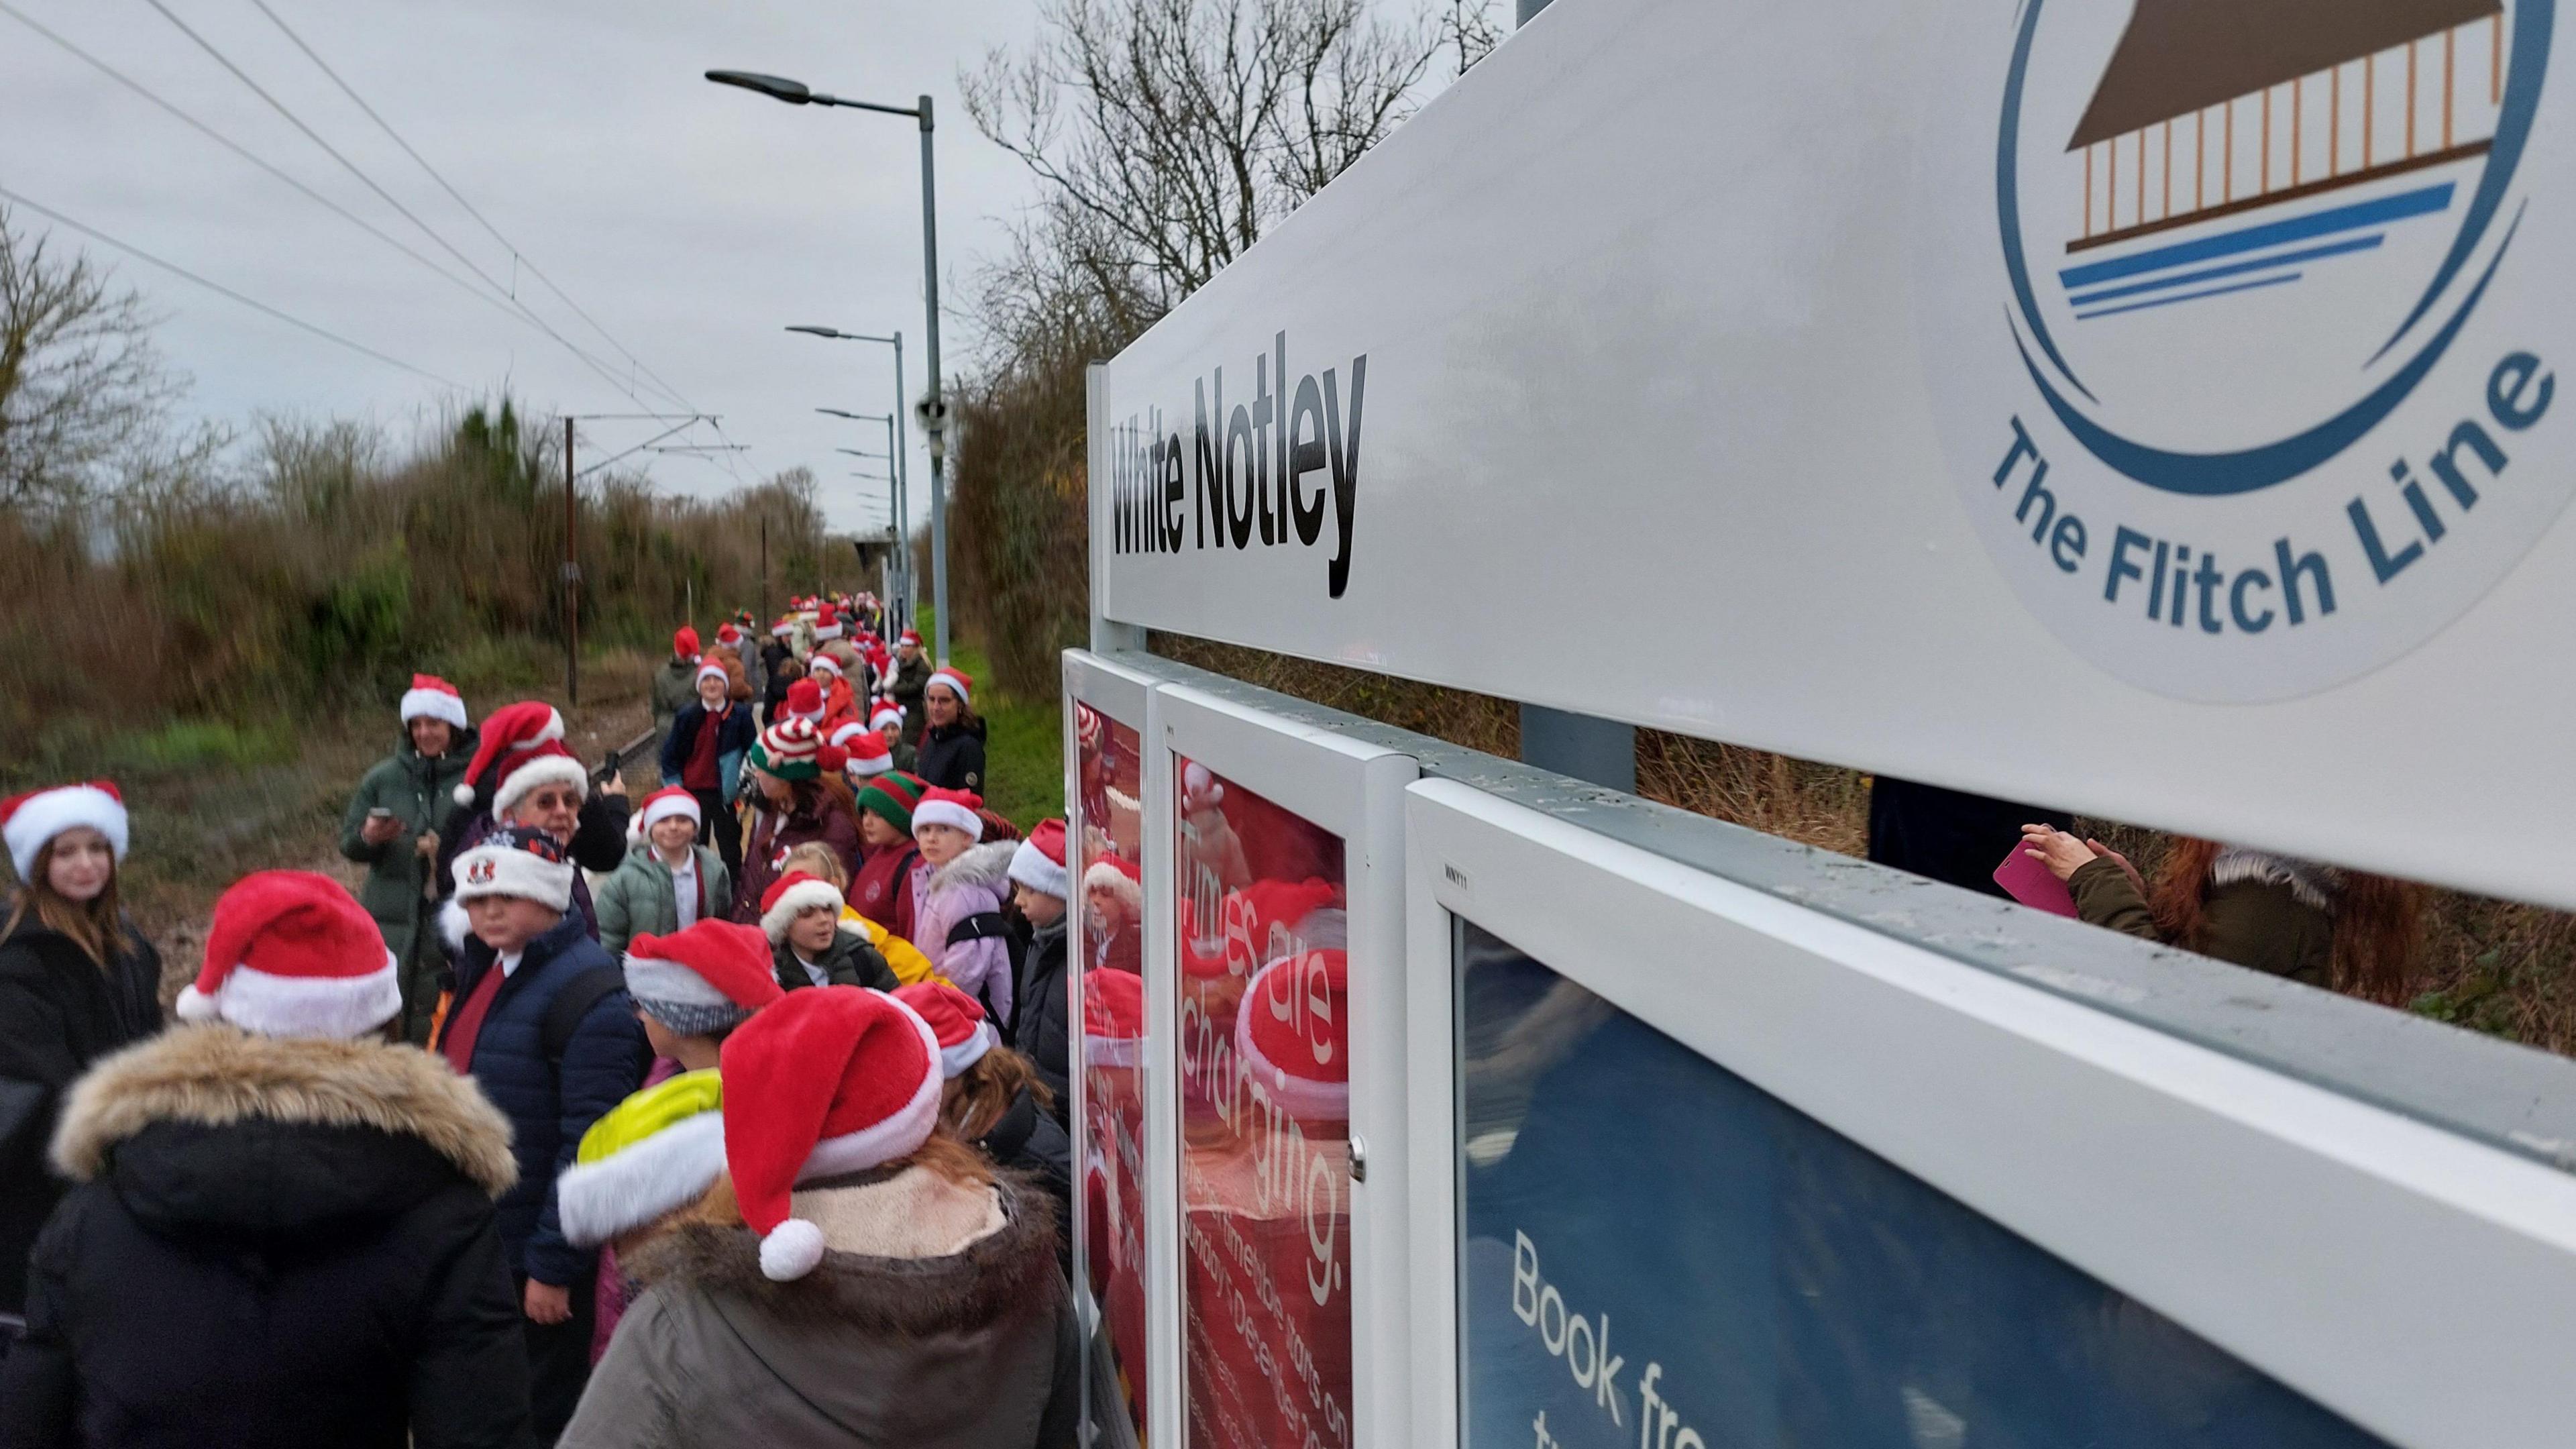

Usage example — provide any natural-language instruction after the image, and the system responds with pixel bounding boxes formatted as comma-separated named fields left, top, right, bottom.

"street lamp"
left=796, top=328, right=915, bottom=631
left=710, top=66, right=951, bottom=664
left=818, top=405, right=906, bottom=619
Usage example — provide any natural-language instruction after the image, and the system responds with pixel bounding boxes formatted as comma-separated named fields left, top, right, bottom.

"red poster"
left=1174, top=757, right=1353, bottom=1449
left=1077, top=706, right=1149, bottom=1443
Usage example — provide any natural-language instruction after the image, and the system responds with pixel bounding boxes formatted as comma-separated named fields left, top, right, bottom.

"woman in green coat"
left=595, top=789, right=734, bottom=962
left=337, top=676, right=476, bottom=1042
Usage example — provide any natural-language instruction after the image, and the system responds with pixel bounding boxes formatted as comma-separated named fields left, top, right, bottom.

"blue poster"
left=1455, top=922, right=2388, bottom=1449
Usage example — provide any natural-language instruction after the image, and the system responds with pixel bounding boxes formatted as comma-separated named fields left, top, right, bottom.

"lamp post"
left=794, top=327, right=913, bottom=632
left=708, top=66, right=949, bottom=663
left=819, top=405, right=906, bottom=627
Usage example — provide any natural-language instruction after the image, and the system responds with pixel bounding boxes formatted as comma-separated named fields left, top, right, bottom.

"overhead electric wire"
left=138, top=0, right=694, bottom=415
left=573, top=418, right=701, bottom=480
left=244, top=0, right=702, bottom=417
left=0, top=184, right=465, bottom=388
left=0, top=1, right=656, bottom=370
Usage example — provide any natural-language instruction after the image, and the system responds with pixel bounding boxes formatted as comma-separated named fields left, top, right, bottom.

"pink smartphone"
left=1993, top=845, right=2080, bottom=917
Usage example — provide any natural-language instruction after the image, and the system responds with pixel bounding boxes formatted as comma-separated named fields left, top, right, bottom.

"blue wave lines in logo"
left=2059, top=184, right=2455, bottom=321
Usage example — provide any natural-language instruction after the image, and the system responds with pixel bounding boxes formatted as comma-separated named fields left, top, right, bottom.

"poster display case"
left=1152, top=680, right=1417, bottom=1449
left=1403, top=777, right=2576, bottom=1449
left=1065, top=649, right=1169, bottom=1449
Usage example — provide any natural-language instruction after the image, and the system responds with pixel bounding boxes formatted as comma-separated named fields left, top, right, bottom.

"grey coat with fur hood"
left=561, top=1161, right=1077, bottom=1449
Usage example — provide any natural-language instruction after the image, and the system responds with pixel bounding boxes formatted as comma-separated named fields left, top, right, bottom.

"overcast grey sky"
left=1, top=0, right=1055, bottom=535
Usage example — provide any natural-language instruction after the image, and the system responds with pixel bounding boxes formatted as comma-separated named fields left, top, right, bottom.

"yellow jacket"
left=841, top=905, right=942, bottom=986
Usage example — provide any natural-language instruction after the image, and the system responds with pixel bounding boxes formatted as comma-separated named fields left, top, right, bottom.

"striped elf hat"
left=749, top=716, right=823, bottom=782
left=856, top=771, right=926, bottom=834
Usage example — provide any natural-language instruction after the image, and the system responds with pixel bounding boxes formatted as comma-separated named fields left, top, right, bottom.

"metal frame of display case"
left=1149, top=677, right=1421, bottom=1449
left=1401, top=775, right=2576, bottom=1449
left=1063, top=649, right=1176, bottom=1449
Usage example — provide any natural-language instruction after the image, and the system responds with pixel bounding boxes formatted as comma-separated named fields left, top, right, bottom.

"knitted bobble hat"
left=1008, top=819, right=1070, bottom=899
left=749, top=716, right=823, bottom=783
left=399, top=674, right=469, bottom=729
left=175, top=870, right=400, bottom=1038
left=893, top=979, right=998, bottom=1078
left=718, top=987, right=943, bottom=1281
left=856, top=772, right=926, bottom=835
left=1, top=781, right=127, bottom=883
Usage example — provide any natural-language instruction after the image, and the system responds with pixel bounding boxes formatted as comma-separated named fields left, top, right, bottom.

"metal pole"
left=916, top=96, right=950, bottom=663
left=892, top=332, right=912, bottom=633
left=563, top=416, right=580, bottom=706
left=759, top=516, right=769, bottom=625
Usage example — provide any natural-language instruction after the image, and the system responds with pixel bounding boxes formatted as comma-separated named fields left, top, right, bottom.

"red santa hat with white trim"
left=813, top=602, right=844, bottom=640
left=694, top=659, right=730, bottom=689
left=759, top=870, right=846, bottom=944
left=911, top=787, right=985, bottom=841
left=1081, top=966, right=1145, bottom=1069
left=719, top=985, right=944, bottom=1281
left=926, top=666, right=973, bottom=708
left=897, top=628, right=922, bottom=649
left=869, top=701, right=905, bottom=732
left=1, top=781, right=129, bottom=883
left=628, top=786, right=701, bottom=845
left=833, top=722, right=892, bottom=777
left=450, top=700, right=588, bottom=814
left=714, top=622, right=743, bottom=651
left=784, top=680, right=827, bottom=724
left=399, top=674, right=469, bottom=731
left=894, top=979, right=998, bottom=1078
left=808, top=653, right=845, bottom=683
left=176, top=871, right=401, bottom=1038
left=1234, top=948, right=1350, bottom=1122
left=1083, top=852, right=1143, bottom=918
left=623, top=918, right=783, bottom=1032
left=1008, top=818, right=1069, bottom=899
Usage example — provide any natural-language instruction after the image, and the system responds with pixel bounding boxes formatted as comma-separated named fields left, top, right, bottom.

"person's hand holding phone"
left=360, top=809, right=405, bottom=847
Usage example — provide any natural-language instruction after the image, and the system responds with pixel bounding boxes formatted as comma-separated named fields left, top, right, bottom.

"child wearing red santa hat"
left=559, top=987, right=1077, bottom=1446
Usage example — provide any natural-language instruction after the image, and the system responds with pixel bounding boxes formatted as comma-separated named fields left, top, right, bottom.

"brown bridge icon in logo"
left=2072, top=0, right=2506, bottom=249
left=2057, top=0, right=2510, bottom=318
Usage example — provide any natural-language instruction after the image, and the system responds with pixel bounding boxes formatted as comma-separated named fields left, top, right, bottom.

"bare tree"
left=964, top=0, right=1497, bottom=348
left=0, top=209, right=184, bottom=513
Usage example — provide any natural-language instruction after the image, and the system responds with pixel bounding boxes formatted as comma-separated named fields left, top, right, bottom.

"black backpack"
left=946, top=912, right=1030, bottom=1035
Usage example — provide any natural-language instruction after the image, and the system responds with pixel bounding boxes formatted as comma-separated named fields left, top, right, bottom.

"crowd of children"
left=0, top=596, right=1083, bottom=1447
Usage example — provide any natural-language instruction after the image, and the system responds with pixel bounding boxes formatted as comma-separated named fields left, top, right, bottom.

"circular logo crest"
left=1917, top=0, right=2571, bottom=701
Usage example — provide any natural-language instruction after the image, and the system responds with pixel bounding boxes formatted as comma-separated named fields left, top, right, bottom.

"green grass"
left=929, top=610, right=1063, bottom=831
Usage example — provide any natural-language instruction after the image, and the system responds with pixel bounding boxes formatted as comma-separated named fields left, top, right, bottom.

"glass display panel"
left=1076, top=704, right=1148, bottom=1446
left=1454, top=920, right=2391, bottom=1449
left=1173, top=755, right=1352, bottom=1449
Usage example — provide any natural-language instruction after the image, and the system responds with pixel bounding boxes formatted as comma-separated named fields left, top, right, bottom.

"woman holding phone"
left=341, top=675, right=478, bottom=1042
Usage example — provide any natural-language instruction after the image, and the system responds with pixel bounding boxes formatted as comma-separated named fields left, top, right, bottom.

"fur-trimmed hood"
left=2213, top=847, right=2344, bottom=914
left=54, top=1025, right=518, bottom=1203
left=926, top=839, right=1018, bottom=897
left=628, top=1163, right=1059, bottom=1337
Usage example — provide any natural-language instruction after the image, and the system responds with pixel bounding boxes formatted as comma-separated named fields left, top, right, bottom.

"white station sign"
left=1093, top=0, right=2576, bottom=909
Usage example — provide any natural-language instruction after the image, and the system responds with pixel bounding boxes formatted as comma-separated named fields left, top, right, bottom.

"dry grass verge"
left=1154, top=633, right=2576, bottom=1057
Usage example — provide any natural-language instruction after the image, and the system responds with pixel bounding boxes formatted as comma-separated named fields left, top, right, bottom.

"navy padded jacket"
left=449, top=913, right=648, bottom=1287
